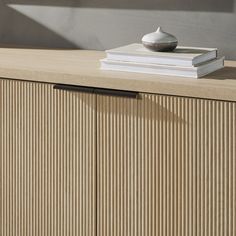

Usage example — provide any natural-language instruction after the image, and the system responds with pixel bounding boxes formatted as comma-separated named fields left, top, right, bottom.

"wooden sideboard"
left=0, top=48, right=236, bottom=236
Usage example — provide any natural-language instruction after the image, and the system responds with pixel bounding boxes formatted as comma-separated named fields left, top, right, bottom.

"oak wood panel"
left=0, top=48, right=236, bottom=101
left=0, top=79, right=96, bottom=236
left=98, top=92, right=236, bottom=236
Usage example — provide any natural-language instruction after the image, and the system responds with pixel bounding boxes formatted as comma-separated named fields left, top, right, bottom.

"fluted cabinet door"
left=0, top=79, right=96, bottom=236
left=97, top=92, right=236, bottom=236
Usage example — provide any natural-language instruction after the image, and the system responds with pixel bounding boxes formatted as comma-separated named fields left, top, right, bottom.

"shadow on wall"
left=0, top=1, right=77, bottom=48
left=0, top=0, right=236, bottom=59
left=5, top=0, right=235, bottom=12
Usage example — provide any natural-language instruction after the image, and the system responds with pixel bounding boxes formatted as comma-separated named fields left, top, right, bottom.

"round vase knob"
left=142, top=27, right=178, bottom=52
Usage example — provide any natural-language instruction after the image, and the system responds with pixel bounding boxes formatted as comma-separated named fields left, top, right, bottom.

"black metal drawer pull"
left=94, top=88, right=138, bottom=98
left=53, top=84, right=94, bottom=93
left=53, top=84, right=139, bottom=99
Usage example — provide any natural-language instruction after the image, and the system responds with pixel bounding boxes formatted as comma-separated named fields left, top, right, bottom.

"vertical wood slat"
left=0, top=79, right=96, bottom=236
left=97, top=93, right=236, bottom=236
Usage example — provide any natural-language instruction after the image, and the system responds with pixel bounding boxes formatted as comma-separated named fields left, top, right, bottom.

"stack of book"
left=100, top=43, right=224, bottom=78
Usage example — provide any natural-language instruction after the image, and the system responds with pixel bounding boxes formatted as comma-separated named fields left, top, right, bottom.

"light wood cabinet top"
left=0, top=47, right=236, bottom=101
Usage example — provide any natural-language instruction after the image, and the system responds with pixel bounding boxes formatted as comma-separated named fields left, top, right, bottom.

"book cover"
left=106, top=43, right=217, bottom=66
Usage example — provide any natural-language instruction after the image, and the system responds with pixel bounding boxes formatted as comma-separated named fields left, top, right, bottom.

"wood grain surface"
left=0, top=48, right=235, bottom=101
left=97, top=93, right=236, bottom=236
left=1, top=77, right=236, bottom=235
left=0, top=79, right=96, bottom=236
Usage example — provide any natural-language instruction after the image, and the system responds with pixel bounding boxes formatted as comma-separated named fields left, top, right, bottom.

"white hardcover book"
left=106, top=43, right=217, bottom=67
left=100, top=57, right=224, bottom=78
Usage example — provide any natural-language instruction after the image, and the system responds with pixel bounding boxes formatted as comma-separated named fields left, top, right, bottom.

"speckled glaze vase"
left=142, top=27, right=178, bottom=52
